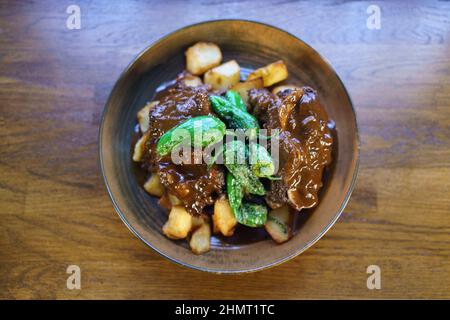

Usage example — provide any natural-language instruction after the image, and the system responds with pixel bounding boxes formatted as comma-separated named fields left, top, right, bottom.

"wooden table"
left=1, top=0, right=449, bottom=299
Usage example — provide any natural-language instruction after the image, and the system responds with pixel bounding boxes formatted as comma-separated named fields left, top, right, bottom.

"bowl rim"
left=98, top=18, right=361, bottom=274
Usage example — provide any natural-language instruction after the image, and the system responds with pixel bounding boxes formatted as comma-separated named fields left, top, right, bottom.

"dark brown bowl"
left=99, top=20, right=359, bottom=273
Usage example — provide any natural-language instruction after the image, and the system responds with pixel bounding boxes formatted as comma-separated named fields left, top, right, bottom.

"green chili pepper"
left=226, top=164, right=265, bottom=196
left=223, top=141, right=265, bottom=196
left=227, top=172, right=267, bottom=227
left=223, top=140, right=247, bottom=165
left=249, top=144, right=275, bottom=178
left=156, top=115, right=226, bottom=156
left=209, top=95, right=259, bottom=137
left=236, top=202, right=267, bottom=227
left=225, top=90, right=246, bottom=112
left=226, top=172, right=244, bottom=211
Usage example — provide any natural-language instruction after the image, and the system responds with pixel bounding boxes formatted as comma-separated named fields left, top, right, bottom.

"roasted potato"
left=272, top=85, right=300, bottom=95
left=204, top=60, right=241, bottom=91
left=213, top=198, right=237, bottom=237
left=181, top=74, right=203, bottom=87
left=162, top=206, right=192, bottom=239
left=248, top=60, right=288, bottom=87
left=265, top=205, right=292, bottom=244
left=189, top=222, right=211, bottom=254
left=231, top=78, right=264, bottom=105
left=137, top=101, right=158, bottom=133
left=143, top=174, right=165, bottom=197
left=132, top=132, right=149, bottom=162
left=185, top=42, right=222, bottom=75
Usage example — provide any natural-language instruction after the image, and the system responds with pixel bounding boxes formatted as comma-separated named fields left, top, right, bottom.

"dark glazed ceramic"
left=99, top=20, right=359, bottom=273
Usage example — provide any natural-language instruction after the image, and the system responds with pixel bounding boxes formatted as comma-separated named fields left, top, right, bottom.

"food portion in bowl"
left=132, top=42, right=334, bottom=254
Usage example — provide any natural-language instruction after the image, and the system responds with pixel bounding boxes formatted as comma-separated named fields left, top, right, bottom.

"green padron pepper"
left=249, top=143, right=275, bottom=178
left=226, top=172, right=244, bottom=211
left=225, top=90, right=247, bottom=112
left=227, top=172, right=267, bottom=227
left=209, top=95, right=259, bottom=138
left=223, top=140, right=265, bottom=196
left=236, top=202, right=267, bottom=227
left=156, top=115, right=226, bottom=156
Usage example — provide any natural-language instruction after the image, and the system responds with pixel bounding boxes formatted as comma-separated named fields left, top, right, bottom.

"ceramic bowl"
left=99, top=20, right=359, bottom=273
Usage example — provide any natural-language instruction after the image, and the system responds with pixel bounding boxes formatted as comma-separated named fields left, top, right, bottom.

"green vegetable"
left=205, top=143, right=223, bottom=169
left=223, top=139, right=247, bottom=165
left=226, top=164, right=265, bottom=196
left=156, top=116, right=226, bottom=156
left=209, top=95, right=259, bottom=137
left=210, top=92, right=268, bottom=228
left=236, top=202, right=267, bottom=227
left=226, top=172, right=267, bottom=227
left=225, top=90, right=246, bottom=112
left=226, top=172, right=244, bottom=211
left=249, top=144, right=275, bottom=177
left=223, top=141, right=265, bottom=196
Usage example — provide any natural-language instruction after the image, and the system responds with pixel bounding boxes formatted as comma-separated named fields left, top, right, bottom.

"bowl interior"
left=99, top=20, right=359, bottom=273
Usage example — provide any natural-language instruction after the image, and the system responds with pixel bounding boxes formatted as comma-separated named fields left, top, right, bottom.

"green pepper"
left=226, top=172, right=244, bottom=211
left=223, top=141, right=265, bottom=196
left=223, top=140, right=247, bottom=165
left=226, top=172, right=267, bottom=227
left=236, top=202, right=267, bottom=227
left=249, top=144, right=275, bottom=178
left=209, top=95, right=259, bottom=137
left=226, top=165, right=265, bottom=196
left=225, top=90, right=246, bottom=112
left=156, top=115, right=226, bottom=156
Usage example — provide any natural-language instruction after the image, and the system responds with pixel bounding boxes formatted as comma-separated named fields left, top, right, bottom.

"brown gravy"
left=133, top=78, right=334, bottom=243
left=142, top=83, right=225, bottom=215
left=249, top=87, right=333, bottom=211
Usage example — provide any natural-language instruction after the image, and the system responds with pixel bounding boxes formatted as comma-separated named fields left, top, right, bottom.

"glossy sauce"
left=132, top=78, right=334, bottom=246
left=249, top=87, right=333, bottom=211
left=143, top=83, right=224, bottom=215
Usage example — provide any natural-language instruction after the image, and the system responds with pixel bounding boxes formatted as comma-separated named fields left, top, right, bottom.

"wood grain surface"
left=0, top=0, right=449, bottom=299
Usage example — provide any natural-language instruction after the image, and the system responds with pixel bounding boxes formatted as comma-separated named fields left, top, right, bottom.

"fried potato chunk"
left=132, top=132, right=150, bottom=162
left=163, top=206, right=192, bottom=239
left=143, top=174, right=165, bottom=197
left=248, top=60, right=288, bottom=87
left=231, top=78, right=264, bottom=105
left=213, top=198, right=237, bottom=237
left=181, top=74, right=203, bottom=87
left=185, top=42, right=222, bottom=75
left=137, top=101, right=159, bottom=133
left=265, top=205, right=291, bottom=244
left=189, top=222, right=211, bottom=254
left=204, top=60, right=241, bottom=91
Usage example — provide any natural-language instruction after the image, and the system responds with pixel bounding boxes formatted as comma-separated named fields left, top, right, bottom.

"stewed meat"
left=143, top=82, right=225, bottom=215
left=248, top=87, right=333, bottom=211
